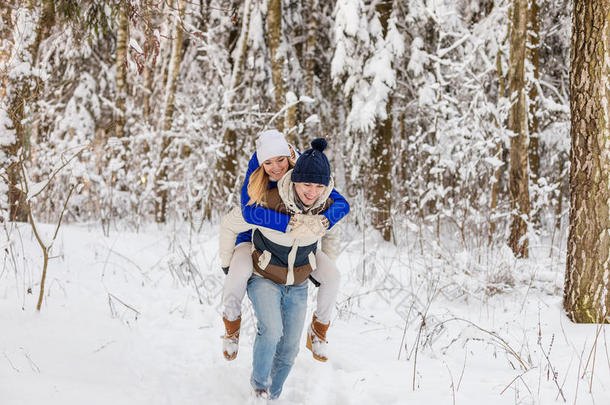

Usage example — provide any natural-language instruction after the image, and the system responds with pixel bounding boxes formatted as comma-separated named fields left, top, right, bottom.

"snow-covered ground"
left=1, top=221, right=608, bottom=405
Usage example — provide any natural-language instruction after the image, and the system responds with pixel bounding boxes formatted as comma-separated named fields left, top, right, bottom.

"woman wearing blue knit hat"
left=220, top=137, right=348, bottom=400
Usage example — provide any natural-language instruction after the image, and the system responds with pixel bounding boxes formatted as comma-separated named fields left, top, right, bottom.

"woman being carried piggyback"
left=219, top=137, right=348, bottom=400
left=219, top=130, right=349, bottom=364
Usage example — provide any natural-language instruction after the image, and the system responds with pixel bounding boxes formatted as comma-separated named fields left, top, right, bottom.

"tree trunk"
left=555, top=152, right=567, bottom=230
left=267, top=0, right=284, bottom=132
left=2, top=2, right=54, bottom=222
left=110, top=2, right=130, bottom=194
left=507, top=0, right=530, bottom=258
left=115, top=4, right=129, bottom=140
left=155, top=0, right=187, bottom=223
left=143, top=0, right=155, bottom=119
left=527, top=0, right=541, bottom=228
left=563, top=0, right=610, bottom=324
left=527, top=0, right=540, bottom=184
left=209, top=0, right=253, bottom=217
left=369, top=1, right=393, bottom=242
left=198, top=0, right=211, bottom=33
left=284, top=92, right=297, bottom=139
left=36, top=0, right=55, bottom=53
left=162, top=1, right=185, bottom=132
left=288, top=0, right=319, bottom=143
left=0, top=5, right=11, bottom=100
left=371, top=99, right=393, bottom=242
left=305, top=0, right=317, bottom=96
left=490, top=48, right=507, bottom=245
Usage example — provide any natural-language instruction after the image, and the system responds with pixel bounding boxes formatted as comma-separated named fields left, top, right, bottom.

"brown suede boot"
left=306, top=315, right=330, bottom=362
left=222, top=316, right=241, bottom=361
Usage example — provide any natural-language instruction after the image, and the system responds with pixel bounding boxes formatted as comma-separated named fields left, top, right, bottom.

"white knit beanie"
left=255, top=129, right=291, bottom=165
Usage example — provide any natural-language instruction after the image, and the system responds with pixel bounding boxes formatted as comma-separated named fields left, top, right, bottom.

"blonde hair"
left=247, top=145, right=297, bottom=206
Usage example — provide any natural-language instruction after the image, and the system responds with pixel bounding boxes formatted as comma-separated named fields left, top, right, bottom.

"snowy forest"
left=1, top=0, right=609, bottom=404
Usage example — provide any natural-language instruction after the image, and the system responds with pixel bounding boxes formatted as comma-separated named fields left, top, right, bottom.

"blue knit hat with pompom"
left=291, top=138, right=331, bottom=186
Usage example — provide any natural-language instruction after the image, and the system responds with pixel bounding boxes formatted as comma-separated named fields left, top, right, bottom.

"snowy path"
left=1, top=224, right=609, bottom=405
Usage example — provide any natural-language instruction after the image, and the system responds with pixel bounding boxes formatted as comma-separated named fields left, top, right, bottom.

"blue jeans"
left=247, top=276, right=308, bottom=399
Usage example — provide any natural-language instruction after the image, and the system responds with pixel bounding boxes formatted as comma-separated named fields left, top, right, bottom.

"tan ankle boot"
left=306, top=315, right=330, bottom=362
left=222, top=316, right=241, bottom=361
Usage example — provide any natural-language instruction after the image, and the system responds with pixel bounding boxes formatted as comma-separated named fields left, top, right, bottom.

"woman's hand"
left=288, top=214, right=329, bottom=238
